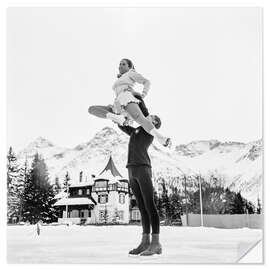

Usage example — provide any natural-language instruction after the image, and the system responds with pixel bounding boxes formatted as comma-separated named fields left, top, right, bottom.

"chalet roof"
left=53, top=197, right=95, bottom=206
left=70, top=181, right=93, bottom=188
left=98, top=155, right=123, bottom=179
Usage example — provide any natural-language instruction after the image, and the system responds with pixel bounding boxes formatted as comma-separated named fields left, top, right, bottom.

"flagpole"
left=198, top=174, right=204, bottom=227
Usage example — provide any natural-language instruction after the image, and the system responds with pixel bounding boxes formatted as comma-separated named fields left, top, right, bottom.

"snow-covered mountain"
left=16, top=127, right=263, bottom=205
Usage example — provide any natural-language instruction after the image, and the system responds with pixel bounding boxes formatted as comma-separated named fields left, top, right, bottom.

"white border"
left=0, top=1, right=268, bottom=270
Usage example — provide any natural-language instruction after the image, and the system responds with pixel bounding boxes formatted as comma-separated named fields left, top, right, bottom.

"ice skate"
left=139, top=242, right=162, bottom=256
left=128, top=233, right=150, bottom=256
left=140, top=233, right=162, bottom=257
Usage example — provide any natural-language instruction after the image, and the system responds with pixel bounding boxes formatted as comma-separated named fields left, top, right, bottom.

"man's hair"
left=152, top=115, right=162, bottom=129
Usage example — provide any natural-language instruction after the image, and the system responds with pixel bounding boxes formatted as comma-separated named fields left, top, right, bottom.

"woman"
left=88, top=58, right=171, bottom=148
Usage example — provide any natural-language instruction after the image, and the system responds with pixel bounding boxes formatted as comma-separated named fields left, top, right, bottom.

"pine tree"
left=17, top=158, right=30, bottom=222
left=231, top=192, right=245, bottom=214
left=257, top=197, right=262, bottom=214
left=7, top=147, right=25, bottom=223
left=22, top=152, right=57, bottom=224
left=245, top=200, right=255, bottom=214
left=170, top=187, right=182, bottom=224
left=161, top=179, right=173, bottom=224
left=223, top=188, right=235, bottom=214
left=53, top=176, right=62, bottom=195
left=102, top=204, right=109, bottom=224
left=112, top=207, right=120, bottom=224
left=63, top=171, right=71, bottom=195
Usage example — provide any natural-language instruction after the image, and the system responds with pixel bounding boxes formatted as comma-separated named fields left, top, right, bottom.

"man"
left=116, top=96, right=163, bottom=256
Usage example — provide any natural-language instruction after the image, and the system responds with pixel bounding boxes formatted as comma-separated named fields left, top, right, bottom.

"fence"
left=181, top=214, right=263, bottom=229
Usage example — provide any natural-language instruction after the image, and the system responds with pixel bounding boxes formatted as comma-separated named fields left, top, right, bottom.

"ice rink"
left=7, top=224, right=262, bottom=264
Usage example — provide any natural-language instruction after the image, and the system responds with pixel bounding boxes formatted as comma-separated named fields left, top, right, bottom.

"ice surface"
left=7, top=225, right=262, bottom=264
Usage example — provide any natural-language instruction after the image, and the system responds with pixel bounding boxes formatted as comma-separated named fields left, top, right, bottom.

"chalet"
left=53, top=155, right=141, bottom=224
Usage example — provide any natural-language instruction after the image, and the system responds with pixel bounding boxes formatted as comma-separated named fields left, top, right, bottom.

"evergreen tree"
left=161, top=179, right=173, bottom=224
left=169, top=187, right=183, bottom=223
left=100, top=204, right=109, bottom=224
left=53, top=176, right=62, bottom=195
left=63, top=171, right=71, bottom=196
left=22, top=152, right=57, bottom=224
left=231, top=192, right=245, bottom=214
left=245, top=200, right=255, bottom=214
left=17, top=158, right=30, bottom=222
left=7, top=147, right=25, bottom=223
left=111, top=207, right=120, bottom=224
left=257, top=197, right=262, bottom=214
left=223, top=188, right=235, bottom=214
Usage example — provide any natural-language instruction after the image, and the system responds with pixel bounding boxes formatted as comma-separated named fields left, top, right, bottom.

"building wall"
left=91, top=189, right=129, bottom=224
left=182, top=214, right=263, bottom=229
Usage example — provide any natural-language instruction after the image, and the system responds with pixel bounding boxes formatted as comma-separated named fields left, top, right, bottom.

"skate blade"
left=128, top=253, right=140, bottom=257
left=139, top=254, right=163, bottom=259
left=139, top=252, right=163, bottom=259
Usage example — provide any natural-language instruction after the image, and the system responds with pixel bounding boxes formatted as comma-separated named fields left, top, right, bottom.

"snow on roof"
left=53, top=197, right=95, bottom=206
left=54, top=191, right=68, bottom=199
left=70, top=181, right=93, bottom=187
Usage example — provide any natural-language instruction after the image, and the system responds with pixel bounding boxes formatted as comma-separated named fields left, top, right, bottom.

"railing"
left=92, top=185, right=129, bottom=193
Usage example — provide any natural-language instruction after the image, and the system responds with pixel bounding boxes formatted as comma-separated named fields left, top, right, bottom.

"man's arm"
left=117, top=124, right=135, bottom=136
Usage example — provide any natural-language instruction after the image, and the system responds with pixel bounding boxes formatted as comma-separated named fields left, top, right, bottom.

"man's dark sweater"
left=118, top=125, right=153, bottom=168
left=117, top=94, right=153, bottom=168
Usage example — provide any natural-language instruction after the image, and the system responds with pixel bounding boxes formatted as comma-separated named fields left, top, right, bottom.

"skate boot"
left=140, top=233, right=162, bottom=256
left=106, top=112, right=126, bottom=125
left=128, top=233, right=150, bottom=256
left=163, top=137, right=172, bottom=148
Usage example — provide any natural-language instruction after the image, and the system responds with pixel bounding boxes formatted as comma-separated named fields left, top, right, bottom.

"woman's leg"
left=124, top=102, right=170, bottom=146
left=88, top=105, right=113, bottom=118
left=88, top=105, right=126, bottom=125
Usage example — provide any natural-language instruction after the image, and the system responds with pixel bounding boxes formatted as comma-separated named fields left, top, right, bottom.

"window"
left=80, top=211, right=84, bottom=218
left=71, top=210, right=79, bottom=218
left=119, top=193, right=125, bottom=204
left=78, top=189, right=82, bottom=195
left=98, top=194, right=108, bottom=204
left=132, top=210, right=141, bottom=220
left=86, top=189, right=90, bottom=195
left=95, top=181, right=107, bottom=188
left=118, top=210, right=124, bottom=220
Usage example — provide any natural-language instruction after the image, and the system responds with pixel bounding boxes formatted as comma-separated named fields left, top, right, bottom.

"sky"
left=6, top=7, right=262, bottom=152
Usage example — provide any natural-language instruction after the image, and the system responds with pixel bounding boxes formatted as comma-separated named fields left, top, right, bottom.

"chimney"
left=79, top=171, right=83, bottom=183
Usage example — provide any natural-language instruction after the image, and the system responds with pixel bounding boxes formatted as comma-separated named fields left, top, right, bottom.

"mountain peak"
left=96, top=127, right=117, bottom=136
left=28, top=136, right=54, bottom=148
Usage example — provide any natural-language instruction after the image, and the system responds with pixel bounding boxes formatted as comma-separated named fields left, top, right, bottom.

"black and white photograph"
left=5, top=6, right=263, bottom=264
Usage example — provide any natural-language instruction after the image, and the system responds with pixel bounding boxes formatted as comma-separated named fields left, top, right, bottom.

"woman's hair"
left=122, top=58, right=135, bottom=69
left=117, top=58, right=135, bottom=78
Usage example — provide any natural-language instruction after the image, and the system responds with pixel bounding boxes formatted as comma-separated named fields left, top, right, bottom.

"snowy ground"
left=7, top=225, right=262, bottom=264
